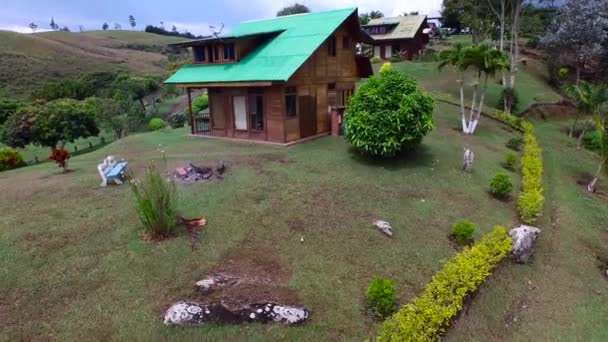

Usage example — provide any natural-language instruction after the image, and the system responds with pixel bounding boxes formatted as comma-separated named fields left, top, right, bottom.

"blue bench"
left=98, top=156, right=128, bottom=187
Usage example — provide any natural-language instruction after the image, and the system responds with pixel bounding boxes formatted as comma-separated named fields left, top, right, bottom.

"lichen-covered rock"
left=163, top=302, right=309, bottom=326
left=463, top=148, right=474, bottom=172
left=374, top=220, right=393, bottom=237
left=194, top=273, right=237, bottom=293
left=509, top=225, right=541, bottom=263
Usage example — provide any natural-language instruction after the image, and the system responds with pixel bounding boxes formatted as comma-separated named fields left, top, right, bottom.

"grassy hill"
left=0, top=30, right=186, bottom=98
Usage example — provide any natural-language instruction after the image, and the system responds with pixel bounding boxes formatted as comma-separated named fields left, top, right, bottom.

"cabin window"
left=209, top=45, right=220, bottom=62
left=285, top=87, right=297, bottom=118
left=342, top=36, right=350, bottom=49
left=337, top=89, right=354, bottom=108
left=194, top=46, right=206, bottom=63
left=249, top=93, right=264, bottom=130
left=328, top=35, right=336, bottom=57
left=223, top=43, right=235, bottom=61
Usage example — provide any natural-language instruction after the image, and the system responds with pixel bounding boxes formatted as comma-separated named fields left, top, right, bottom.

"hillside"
left=0, top=30, right=187, bottom=98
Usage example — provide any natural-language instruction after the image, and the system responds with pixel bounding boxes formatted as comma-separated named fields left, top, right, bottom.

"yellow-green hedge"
left=378, top=226, right=512, bottom=342
left=517, top=122, right=545, bottom=224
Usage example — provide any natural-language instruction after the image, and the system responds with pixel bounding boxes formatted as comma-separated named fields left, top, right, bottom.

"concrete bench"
left=98, top=156, right=128, bottom=187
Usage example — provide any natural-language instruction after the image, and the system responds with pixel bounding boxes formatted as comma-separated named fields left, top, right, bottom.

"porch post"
left=187, top=87, right=194, bottom=135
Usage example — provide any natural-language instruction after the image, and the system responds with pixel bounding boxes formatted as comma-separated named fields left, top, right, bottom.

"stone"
left=509, top=225, right=541, bottom=263
left=216, top=161, right=226, bottom=175
left=194, top=273, right=237, bottom=293
left=175, top=167, right=188, bottom=177
left=374, top=220, right=393, bottom=237
left=463, top=148, right=474, bottom=172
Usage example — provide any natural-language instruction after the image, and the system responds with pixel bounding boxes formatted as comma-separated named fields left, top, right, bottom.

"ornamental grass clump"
left=366, top=277, right=396, bottom=319
left=131, top=164, right=178, bottom=238
left=379, top=226, right=512, bottom=341
left=344, top=65, right=435, bottom=157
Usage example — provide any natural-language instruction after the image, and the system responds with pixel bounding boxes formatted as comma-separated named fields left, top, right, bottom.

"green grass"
left=0, top=103, right=521, bottom=340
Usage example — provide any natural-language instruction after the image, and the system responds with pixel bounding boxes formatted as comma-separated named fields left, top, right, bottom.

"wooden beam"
left=174, top=81, right=273, bottom=88
left=187, top=88, right=194, bottom=135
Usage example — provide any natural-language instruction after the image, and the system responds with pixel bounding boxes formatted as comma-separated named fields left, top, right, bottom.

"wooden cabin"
left=362, top=15, right=430, bottom=60
left=165, top=8, right=373, bottom=145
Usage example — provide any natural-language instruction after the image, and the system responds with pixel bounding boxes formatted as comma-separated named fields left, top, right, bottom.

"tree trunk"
left=505, top=1, right=523, bottom=113
left=468, top=80, right=479, bottom=135
left=577, top=129, right=586, bottom=150
left=470, top=76, right=489, bottom=134
left=570, top=114, right=580, bottom=138
left=458, top=75, right=468, bottom=134
left=587, top=159, right=605, bottom=193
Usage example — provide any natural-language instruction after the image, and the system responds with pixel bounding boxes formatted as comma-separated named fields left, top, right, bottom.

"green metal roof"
left=165, top=7, right=357, bottom=85
left=364, top=15, right=427, bottom=41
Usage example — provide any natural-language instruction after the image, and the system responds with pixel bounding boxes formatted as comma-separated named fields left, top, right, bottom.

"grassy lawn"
left=446, top=117, right=608, bottom=341
left=382, top=59, right=561, bottom=114
left=0, top=103, right=522, bottom=340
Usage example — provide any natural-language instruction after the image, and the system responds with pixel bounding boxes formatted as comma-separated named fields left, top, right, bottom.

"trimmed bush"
left=452, top=220, right=476, bottom=244
left=169, top=112, right=186, bottom=128
left=379, top=62, right=393, bottom=74
left=344, top=68, right=435, bottom=157
left=379, top=226, right=512, bottom=341
left=130, top=165, right=178, bottom=238
left=504, top=152, right=517, bottom=170
left=48, top=148, right=70, bottom=172
left=148, top=118, right=166, bottom=131
left=371, top=56, right=382, bottom=64
left=490, top=173, right=513, bottom=198
left=367, top=277, right=396, bottom=319
left=0, top=147, right=26, bottom=171
left=506, top=137, right=524, bottom=151
left=192, top=94, right=209, bottom=113
left=494, top=111, right=524, bottom=132
left=517, top=123, right=545, bottom=224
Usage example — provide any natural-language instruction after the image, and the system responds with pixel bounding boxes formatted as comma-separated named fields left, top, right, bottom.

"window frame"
left=223, top=43, right=236, bottom=61
left=248, top=92, right=265, bottom=131
left=193, top=46, right=206, bottom=64
left=285, top=86, right=297, bottom=119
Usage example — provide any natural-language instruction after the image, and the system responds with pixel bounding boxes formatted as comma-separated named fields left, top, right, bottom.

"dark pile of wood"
left=175, top=161, right=225, bottom=182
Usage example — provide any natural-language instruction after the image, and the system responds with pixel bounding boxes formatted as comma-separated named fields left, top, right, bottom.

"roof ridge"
left=239, top=7, right=356, bottom=24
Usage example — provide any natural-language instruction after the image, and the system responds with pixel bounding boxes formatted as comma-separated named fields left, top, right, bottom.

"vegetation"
left=0, top=147, right=26, bottom=171
left=192, top=94, right=209, bottom=113
left=130, top=164, right=178, bottom=238
left=48, top=148, right=71, bottom=172
left=148, top=118, right=166, bottom=131
left=277, top=3, right=310, bottom=17
left=169, top=112, right=186, bottom=128
left=366, top=278, right=396, bottom=319
left=359, top=10, right=384, bottom=25
left=379, top=226, right=512, bottom=341
left=345, top=66, right=435, bottom=157
left=144, top=25, right=204, bottom=39
left=587, top=115, right=608, bottom=192
left=370, top=56, right=382, bottom=64
left=504, top=152, right=518, bottom=170
left=506, top=137, right=524, bottom=151
left=490, top=173, right=513, bottom=199
left=451, top=220, right=476, bottom=244
left=517, top=123, right=545, bottom=224
left=564, top=82, right=608, bottom=149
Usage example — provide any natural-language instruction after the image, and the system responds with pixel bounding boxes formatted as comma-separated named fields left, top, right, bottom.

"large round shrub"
left=169, top=112, right=186, bottom=128
left=148, top=118, right=166, bottom=131
left=345, top=67, right=435, bottom=157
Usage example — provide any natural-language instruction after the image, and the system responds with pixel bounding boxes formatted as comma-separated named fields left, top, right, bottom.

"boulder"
left=509, top=225, right=541, bottom=263
left=463, top=148, right=474, bottom=172
left=194, top=273, right=237, bottom=293
left=374, top=220, right=393, bottom=237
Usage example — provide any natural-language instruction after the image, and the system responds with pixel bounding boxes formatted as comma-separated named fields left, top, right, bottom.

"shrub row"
left=517, top=122, right=545, bottom=224
left=378, top=226, right=512, bottom=341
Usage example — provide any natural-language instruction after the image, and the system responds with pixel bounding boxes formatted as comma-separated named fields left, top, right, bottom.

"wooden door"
left=233, top=96, right=247, bottom=130
left=299, top=96, right=316, bottom=139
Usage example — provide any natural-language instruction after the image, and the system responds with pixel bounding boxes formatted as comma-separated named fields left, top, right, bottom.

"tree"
left=129, top=15, right=136, bottom=29
left=31, top=79, right=95, bottom=102
left=565, top=82, right=608, bottom=148
left=28, top=22, right=38, bottom=32
left=359, top=11, right=384, bottom=25
left=171, top=25, right=177, bottom=33
left=588, top=113, right=608, bottom=192
left=114, top=23, right=122, bottom=30
left=78, top=25, right=84, bottom=32
left=277, top=3, right=310, bottom=17
left=442, top=0, right=496, bottom=43
left=3, top=99, right=99, bottom=150
left=49, top=17, right=59, bottom=30
left=102, top=22, right=109, bottom=30
left=439, top=43, right=469, bottom=133
left=541, top=0, right=608, bottom=85
left=0, top=97, right=24, bottom=125
left=60, top=26, right=70, bottom=32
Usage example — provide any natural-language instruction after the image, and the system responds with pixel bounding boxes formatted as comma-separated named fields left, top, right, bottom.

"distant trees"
left=28, top=22, right=38, bottom=32
left=102, top=22, right=109, bottom=30
left=114, top=23, right=122, bottom=30
left=277, top=3, right=310, bottom=17
left=60, top=26, right=70, bottom=32
left=129, top=15, right=136, bottom=29
left=78, top=25, right=84, bottom=32
left=359, top=11, right=384, bottom=25
left=49, top=17, right=59, bottom=30
left=144, top=25, right=204, bottom=39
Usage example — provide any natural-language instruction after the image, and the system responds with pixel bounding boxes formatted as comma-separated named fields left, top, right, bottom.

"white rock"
left=509, top=225, right=541, bottom=263
left=374, top=220, right=393, bottom=237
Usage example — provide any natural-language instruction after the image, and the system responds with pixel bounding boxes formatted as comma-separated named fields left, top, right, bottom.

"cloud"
left=0, top=25, right=52, bottom=34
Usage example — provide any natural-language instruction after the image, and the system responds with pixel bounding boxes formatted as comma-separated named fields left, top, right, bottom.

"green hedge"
left=379, top=226, right=512, bottom=341
left=517, top=122, right=545, bottom=224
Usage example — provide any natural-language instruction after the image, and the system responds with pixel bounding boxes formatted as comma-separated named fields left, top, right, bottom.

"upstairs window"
left=210, top=45, right=220, bottom=62
left=249, top=93, right=264, bottom=130
left=223, top=43, right=235, bottom=61
left=328, top=35, right=336, bottom=57
left=285, top=87, right=297, bottom=118
left=194, top=46, right=206, bottom=63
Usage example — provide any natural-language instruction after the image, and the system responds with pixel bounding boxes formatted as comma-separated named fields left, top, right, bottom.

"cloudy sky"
left=0, top=0, right=443, bottom=35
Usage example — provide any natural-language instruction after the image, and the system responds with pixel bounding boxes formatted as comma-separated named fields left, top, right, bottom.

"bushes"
left=148, top=118, right=166, bottom=131
left=451, top=220, right=476, bottom=244
left=517, top=123, right=545, bottom=224
left=379, top=226, right=512, bottom=341
left=169, top=112, right=186, bottom=128
left=379, top=62, right=393, bottom=75
left=504, top=152, right=518, bottom=170
left=367, top=278, right=396, bottom=319
left=130, top=165, right=178, bottom=238
left=493, top=111, right=524, bottom=132
left=583, top=129, right=601, bottom=151
left=371, top=56, right=382, bottom=64
left=192, top=94, right=209, bottom=113
left=0, top=147, right=26, bottom=171
left=344, top=67, right=435, bottom=157
left=490, top=173, right=513, bottom=198
left=506, top=137, right=524, bottom=151
left=49, top=148, right=70, bottom=172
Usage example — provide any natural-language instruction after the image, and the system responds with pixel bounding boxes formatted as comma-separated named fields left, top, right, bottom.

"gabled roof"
left=363, top=15, right=427, bottom=41
left=165, top=7, right=357, bottom=85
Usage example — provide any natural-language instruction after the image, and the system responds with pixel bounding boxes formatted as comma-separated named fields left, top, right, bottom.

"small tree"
left=588, top=115, right=608, bottom=192
left=277, top=3, right=310, bottom=17
left=102, top=22, right=109, bottom=31
left=114, top=23, right=122, bottom=30
left=128, top=15, right=136, bottom=29
left=28, top=22, right=38, bottom=32
left=49, top=17, right=59, bottom=30
left=565, top=82, right=608, bottom=147
left=345, top=65, right=435, bottom=157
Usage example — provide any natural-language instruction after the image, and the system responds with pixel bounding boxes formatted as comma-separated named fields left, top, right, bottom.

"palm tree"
left=439, top=43, right=468, bottom=133
left=588, top=115, right=608, bottom=192
left=565, top=82, right=608, bottom=149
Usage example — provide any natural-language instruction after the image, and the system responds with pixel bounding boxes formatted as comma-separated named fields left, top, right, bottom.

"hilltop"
left=0, top=30, right=188, bottom=98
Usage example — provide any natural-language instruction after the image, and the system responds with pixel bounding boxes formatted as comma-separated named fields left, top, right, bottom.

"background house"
left=362, top=15, right=430, bottom=60
left=165, top=8, right=372, bottom=145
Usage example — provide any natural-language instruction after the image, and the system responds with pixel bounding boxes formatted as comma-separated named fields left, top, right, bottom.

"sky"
left=0, top=0, right=443, bottom=35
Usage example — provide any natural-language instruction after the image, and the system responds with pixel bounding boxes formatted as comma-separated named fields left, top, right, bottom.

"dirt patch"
left=521, top=103, right=577, bottom=120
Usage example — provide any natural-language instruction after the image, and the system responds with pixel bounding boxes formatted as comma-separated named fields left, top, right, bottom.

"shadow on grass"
left=348, top=144, right=436, bottom=171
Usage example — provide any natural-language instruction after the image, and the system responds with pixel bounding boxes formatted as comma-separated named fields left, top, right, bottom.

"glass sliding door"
left=233, top=96, right=247, bottom=130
